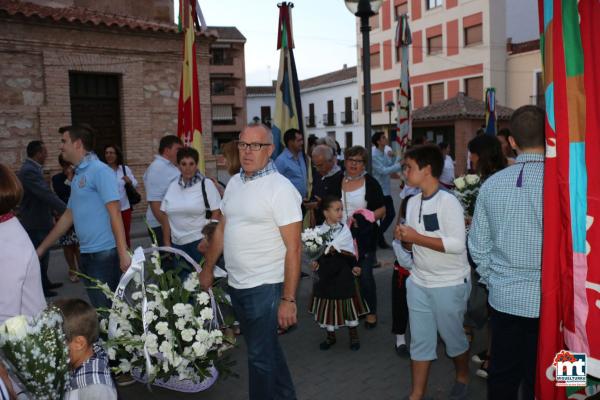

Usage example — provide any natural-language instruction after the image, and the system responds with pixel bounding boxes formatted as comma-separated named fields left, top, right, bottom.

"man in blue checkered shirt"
left=468, top=105, right=546, bottom=400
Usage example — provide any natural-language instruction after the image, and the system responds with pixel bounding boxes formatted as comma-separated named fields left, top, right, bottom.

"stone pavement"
left=44, top=179, right=488, bottom=399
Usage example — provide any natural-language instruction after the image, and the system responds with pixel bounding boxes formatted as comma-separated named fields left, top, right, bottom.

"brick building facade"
left=0, top=0, right=225, bottom=213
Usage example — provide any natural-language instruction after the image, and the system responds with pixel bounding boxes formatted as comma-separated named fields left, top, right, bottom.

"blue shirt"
left=468, top=153, right=544, bottom=318
left=143, top=155, right=181, bottom=227
left=68, top=154, right=120, bottom=253
left=274, top=148, right=308, bottom=198
left=371, top=148, right=402, bottom=196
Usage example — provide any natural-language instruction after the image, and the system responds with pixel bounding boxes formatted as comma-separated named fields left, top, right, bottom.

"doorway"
left=69, top=72, right=123, bottom=156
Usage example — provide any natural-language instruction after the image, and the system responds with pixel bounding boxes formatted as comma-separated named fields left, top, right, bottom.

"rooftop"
left=412, top=92, right=513, bottom=122
left=0, top=0, right=217, bottom=36
left=210, top=26, right=246, bottom=42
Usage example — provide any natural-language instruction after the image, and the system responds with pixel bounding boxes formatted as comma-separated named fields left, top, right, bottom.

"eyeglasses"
left=346, top=158, right=365, bottom=165
left=237, top=141, right=272, bottom=151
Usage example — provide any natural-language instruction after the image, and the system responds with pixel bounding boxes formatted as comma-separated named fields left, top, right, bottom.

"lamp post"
left=344, top=0, right=383, bottom=173
left=385, top=100, right=394, bottom=142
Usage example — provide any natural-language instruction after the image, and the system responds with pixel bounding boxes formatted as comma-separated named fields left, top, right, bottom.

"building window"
left=345, top=132, right=353, bottom=148
left=426, top=0, right=443, bottom=10
left=260, top=106, right=271, bottom=126
left=465, top=77, right=483, bottom=100
left=210, top=48, right=233, bottom=65
left=370, top=51, right=381, bottom=69
left=428, top=82, right=444, bottom=104
left=211, top=78, right=235, bottom=96
left=306, top=103, right=316, bottom=127
left=324, top=100, right=336, bottom=126
left=369, top=14, right=379, bottom=29
left=427, top=35, right=443, bottom=55
left=464, top=24, right=483, bottom=46
left=533, top=71, right=545, bottom=108
left=371, top=92, right=383, bottom=112
left=394, top=3, right=408, bottom=20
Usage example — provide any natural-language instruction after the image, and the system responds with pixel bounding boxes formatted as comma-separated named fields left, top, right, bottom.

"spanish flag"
left=272, top=2, right=304, bottom=156
left=177, top=0, right=205, bottom=173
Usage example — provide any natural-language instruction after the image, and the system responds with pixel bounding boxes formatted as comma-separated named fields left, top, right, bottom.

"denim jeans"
left=171, top=240, right=204, bottom=281
left=378, top=195, right=396, bottom=244
left=229, top=283, right=296, bottom=400
left=80, top=248, right=121, bottom=309
left=25, top=229, right=51, bottom=291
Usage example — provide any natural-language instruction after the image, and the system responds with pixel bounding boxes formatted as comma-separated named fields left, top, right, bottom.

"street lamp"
left=385, top=100, right=394, bottom=141
left=344, top=0, right=383, bottom=173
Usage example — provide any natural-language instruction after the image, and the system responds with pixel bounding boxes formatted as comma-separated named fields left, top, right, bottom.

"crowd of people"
left=0, top=104, right=546, bottom=399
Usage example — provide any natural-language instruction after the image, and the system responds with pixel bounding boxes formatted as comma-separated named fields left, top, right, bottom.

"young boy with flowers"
left=55, top=298, right=117, bottom=400
left=393, top=144, right=470, bottom=400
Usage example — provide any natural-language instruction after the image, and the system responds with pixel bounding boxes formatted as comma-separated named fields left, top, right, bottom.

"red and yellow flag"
left=177, top=0, right=204, bottom=173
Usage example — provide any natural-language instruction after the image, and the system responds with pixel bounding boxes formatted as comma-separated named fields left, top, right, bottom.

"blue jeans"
left=25, top=229, right=51, bottom=291
left=80, top=248, right=120, bottom=309
left=229, top=283, right=296, bottom=400
left=170, top=239, right=204, bottom=280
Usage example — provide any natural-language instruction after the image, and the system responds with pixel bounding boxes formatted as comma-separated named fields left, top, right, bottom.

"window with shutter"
left=370, top=51, right=381, bottom=68
left=371, top=92, right=383, bottom=112
left=427, top=35, right=443, bottom=55
left=465, top=77, right=483, bottom=100
left=464, top=24, right=483, bottom=46
left=428, top=83, right=444, bottom=104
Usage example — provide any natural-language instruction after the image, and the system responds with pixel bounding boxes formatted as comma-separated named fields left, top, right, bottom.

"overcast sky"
left=179, top=1, right=359, bottom=85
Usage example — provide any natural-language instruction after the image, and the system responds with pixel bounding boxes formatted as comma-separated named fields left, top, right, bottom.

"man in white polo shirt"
left=200, top=122, right=302, bottom=400
left=143, top=135, right=183, bottom=246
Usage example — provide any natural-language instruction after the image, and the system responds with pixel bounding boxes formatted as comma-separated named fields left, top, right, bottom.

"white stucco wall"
left=246, top=94, right=276, bottom=125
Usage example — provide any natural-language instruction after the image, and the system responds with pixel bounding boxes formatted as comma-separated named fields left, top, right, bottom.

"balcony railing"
left=305, top=115, right=316, bottom=127
left=211, top=86, right=235, bottom=96
left=322, top=113, right=336, bottom=126
left=210, top=57, right=234, bottom=66
left=340, top=111, right=355, bottom=124
left=530, top=94, right=545, bottom=109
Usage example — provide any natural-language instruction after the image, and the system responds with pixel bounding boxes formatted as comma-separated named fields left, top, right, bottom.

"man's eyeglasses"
left=237, top=141, right=272, bottom=151
left=346, top=158, right=365, bottom=165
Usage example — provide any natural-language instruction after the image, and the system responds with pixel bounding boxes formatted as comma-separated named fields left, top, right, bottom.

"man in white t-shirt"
left=394, top=144, right=470, bottom=400
left=143, top=135, right=183, bottom=246
left=199, top=123, right=302, bottom=400
left=438, top=142, right=455, bottom=188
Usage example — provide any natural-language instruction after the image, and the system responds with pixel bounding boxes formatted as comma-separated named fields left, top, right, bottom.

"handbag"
left=122, top=165, right=142, bottom=206
left=201, top=178, right=212, bottom=219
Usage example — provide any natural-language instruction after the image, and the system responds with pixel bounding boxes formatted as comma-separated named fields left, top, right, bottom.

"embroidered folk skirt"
left=309, top=280, right=370, bottom=330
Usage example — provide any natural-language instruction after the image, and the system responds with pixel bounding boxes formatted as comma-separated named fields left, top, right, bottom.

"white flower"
left=155, top=321, right=169, bottom=336
left=192, top=342, right=207, bottom=357
left=1, top=315, right=29, bottom=340
left=154, top=267, right=164, bottom=276
left=107, top=347, right=116, bottom=360
left=465, top=174, right=480, bottom=185
left=175, top=318, right=187, bottom=330
left=119, top=359, right=131, bottom=373
left=454, top=176, right=466, bottom=190
left=197, top=292, right=210, bottom=306
left=195, top=329, right=209, bottom=343
left=200, top=308, right=213, bottom=321
left=131, top=291, right=143, bottom=301
left=183, top=276, right=199, bottom=292
left=173, top=303, right=187, bottom=317
left=181, top=328, right=195, bottom=342
left=145, top=333, right=159, bottom=355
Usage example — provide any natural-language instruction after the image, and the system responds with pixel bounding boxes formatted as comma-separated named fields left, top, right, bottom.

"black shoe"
left=44, top=290, right=58, bottom=297
left=378, top=240, right=391, bottom=249
left=48, top=282, right=63, bottom=289
left=350, top=341, right=360, bottom=351
left=319, top=338, right=336, bottom=350
left=395, top=344, right=410, bottom=357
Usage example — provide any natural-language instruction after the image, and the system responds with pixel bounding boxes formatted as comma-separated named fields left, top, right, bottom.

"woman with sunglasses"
left=340, top=146, right=385, bottom=329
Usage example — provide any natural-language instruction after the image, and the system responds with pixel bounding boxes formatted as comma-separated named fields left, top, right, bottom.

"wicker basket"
left=131, top=364, right=218, bottom=393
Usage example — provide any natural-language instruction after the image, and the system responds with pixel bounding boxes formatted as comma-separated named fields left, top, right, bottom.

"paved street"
left=45, top=179, right=488, bottom=399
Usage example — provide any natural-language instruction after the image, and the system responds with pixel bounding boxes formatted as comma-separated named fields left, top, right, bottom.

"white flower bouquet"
left=301, top=226, right=335, bottom=261
left=0, top=309, right=70, bottom=400
left=453, top=174, right=482, bottom=217
left=84, top=246, right=234, bottom=392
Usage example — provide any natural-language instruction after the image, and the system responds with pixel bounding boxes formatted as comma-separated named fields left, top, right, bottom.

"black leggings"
left=391, top=267, right=409, bottom=335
